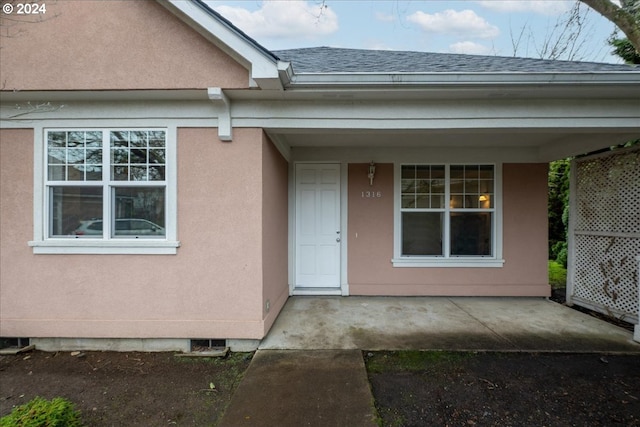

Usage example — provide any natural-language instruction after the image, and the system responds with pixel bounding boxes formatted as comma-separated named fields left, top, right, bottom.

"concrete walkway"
left=218, top=350, right=377, bottom=427
left=220, top=297, right=640, bottom=426
left=260, top=296, right=640, bottom=352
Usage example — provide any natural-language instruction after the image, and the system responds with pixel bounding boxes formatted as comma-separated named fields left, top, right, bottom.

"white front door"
left=295, top=163, right=341, bottom=289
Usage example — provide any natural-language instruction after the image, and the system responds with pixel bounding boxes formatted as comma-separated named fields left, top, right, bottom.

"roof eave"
left=286, top=71, right=640, bottom=88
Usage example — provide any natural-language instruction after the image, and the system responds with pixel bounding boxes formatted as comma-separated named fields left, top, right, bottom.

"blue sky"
left=204, top=0, right=623, bottom=63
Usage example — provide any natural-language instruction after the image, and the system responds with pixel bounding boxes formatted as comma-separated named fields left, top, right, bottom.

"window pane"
left=48, top=165, right=66, bottom=180
left=450, top=179, right=464, bottom=193
left=478, top=194, right=492, bottom=209
left=67, top=148, right=85, bottom=165
left=464, top=165, right=480, bottom=178
left=112, top=166, right=128, bottom=181
left=130, top=166, right=147, bottom=181
left=112, top=148, right=128, bottom=164
left=47, top=131, right=104, bottom=182
left=450, top=165, right=464, bottom=179
left=479, top=180, right=493, bottom=193
left=450, top=213, right=492, bottom=256
left=111, top=131, right=129, bottom=147
left=465, top=195, right=479, bottom=209
left=149, top=149, right=165, bottom=164
left=416, top=165, right=430, bottom=179
left=415, top=195, right=429, bottom=208
left=130, top=148, right=147, bottom=164
left=479, top=165, right=494, bottom=179
left=450, top=195, right=463, bottom=209
left=149, top=166, right=165, bottom=181
left=431, top=166, right=445, bottom=179
left=430, top=179, right=445, bottom=193
left=86, top=165, right=103, bottom=181
left=48, top=132, right=66, bottom=148
left=129, top=131, right=146, bottom=147
left=449, top=164, right=494, bottom=210
left=86, top=149, right=102, bottom=165
left=402, top=195, right=415, bottom=208
left=402, top=165, right=446, bottom=211
left=464, top=179, right=479, bottom=193
left=50, top=186, right=103, bottom=237
left=68, top=165, right=85, bottom=181
left=401, top=165, right=415, bottom=179
left=401, top=179, right=415, bottom=192
left=431, top=195, right=444, bottom=208
left=110, top=130, right=165, bottom=182
left=85, top=131, right=102, bottom=147
left=113, top=187, right=165, bottom=237
left=402, top=212, right=443, bottom=256
left=67, top=131, right=84, bottom=147
left=48, top=148, right=66, bottom=165
left=149, top=131, right=166, bottom=147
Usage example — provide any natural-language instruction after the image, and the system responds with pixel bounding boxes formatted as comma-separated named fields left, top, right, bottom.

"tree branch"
left=580, top=0, right=640, bottom=53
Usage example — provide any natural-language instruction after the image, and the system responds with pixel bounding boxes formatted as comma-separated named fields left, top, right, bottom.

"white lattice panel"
left=570, top=147, right=640, bottom=324
left=573, top=235, right=639, bottom=316
left=574, top=150, right=640, bottom=234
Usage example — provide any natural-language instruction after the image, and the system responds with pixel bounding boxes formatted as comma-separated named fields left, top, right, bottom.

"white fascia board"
left=286, top=71, right=640, bottom=89
left=160, top=0, right=282, bottom=89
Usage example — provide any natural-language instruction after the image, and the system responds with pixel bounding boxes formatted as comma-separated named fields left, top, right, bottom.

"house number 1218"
left=361, top=191, right=382, bottom=198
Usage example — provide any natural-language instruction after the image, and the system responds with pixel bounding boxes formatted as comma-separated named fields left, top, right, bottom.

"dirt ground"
left=0, top=351, right=251, bottom=426
left=1, top=349, right=639, bottom=426
left=367, top=352, right=640, bottom=427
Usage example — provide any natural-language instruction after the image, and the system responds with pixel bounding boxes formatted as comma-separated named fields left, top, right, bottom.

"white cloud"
left=474, top=1, right=571, bottom=15
left=213, top=1, right=338, bottom=39
left=449, top=41, right=492, bottom=55
left=407, top=9, right=499, bottom=39
left=375, top=12, right=396, bottom=23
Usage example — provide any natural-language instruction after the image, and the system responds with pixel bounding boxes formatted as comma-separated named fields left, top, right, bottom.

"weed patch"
left=364, top=350, right=472, bottom=373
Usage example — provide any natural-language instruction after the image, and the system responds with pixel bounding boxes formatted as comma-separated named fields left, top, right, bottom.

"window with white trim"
left=45, top=129, right=169, bottom=242
left=394, top=164, right=501, bottom=267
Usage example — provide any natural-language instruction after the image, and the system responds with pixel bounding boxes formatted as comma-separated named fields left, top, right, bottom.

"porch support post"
left=208, top=87, right=232, bottom=142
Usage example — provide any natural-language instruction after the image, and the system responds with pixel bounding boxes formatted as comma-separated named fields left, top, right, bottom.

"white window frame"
left=29, top=126, right=179, bottom=254
left=392, top=162, right=504, bottom=268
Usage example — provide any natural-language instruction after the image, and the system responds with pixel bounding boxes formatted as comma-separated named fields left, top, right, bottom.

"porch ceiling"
left=266, top=127, right=639, bottom=162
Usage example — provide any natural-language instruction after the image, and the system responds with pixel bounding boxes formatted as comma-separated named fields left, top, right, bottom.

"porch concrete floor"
left=259, top=296, right=640, bottom=352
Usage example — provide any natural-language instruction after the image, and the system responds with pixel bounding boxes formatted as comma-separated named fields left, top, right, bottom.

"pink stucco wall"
left=0, top=128, right=276, bottom=340
left=0, top=0, right=249, bottom=90
left=260, top=133, right=289, bottom=334
left=348, top=163, right=550, bottom=296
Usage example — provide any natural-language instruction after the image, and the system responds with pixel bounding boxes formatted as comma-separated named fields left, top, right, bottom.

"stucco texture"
left=347, top=163, right=550, bottom=296
left=0, top=128, right=278, bottom=340
left=260, top=132, right=289, bottom=334
left=0, top=0, right=249, bottom=90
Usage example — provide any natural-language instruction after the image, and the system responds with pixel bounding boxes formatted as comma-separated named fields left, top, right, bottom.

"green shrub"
left=548, top=260, right=567, bottom=289
left=555, top=245, right=568, bottom=268
left=0, top=397, right=82, bottom=427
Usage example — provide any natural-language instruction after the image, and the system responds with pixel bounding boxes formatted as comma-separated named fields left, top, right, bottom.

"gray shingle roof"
left=273, top=47, right=640, bottom=74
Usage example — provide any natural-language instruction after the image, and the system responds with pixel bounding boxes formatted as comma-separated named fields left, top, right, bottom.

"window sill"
left=29, top=240, right=180, bottom=255
left=392, top=258, right=505, bottom=268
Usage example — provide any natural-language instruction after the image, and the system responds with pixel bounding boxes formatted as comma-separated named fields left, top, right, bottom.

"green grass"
left=365, top=351, right=472, bottom=373
left=0, top=397, right=82, bottom=427
left=548, top=260, right=567, bottom=289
